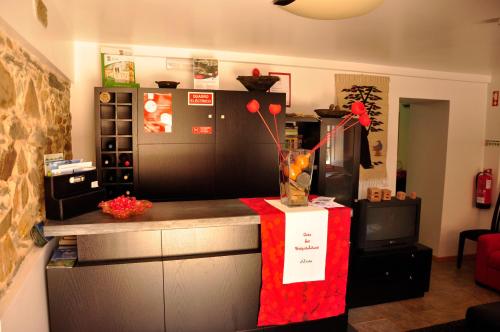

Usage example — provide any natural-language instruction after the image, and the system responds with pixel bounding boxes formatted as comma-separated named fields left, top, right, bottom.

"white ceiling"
left=54, top=0, right=500, bottom=75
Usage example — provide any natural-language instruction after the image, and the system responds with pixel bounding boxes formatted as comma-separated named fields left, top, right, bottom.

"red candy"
left=99, top=195, right=152, bottom=219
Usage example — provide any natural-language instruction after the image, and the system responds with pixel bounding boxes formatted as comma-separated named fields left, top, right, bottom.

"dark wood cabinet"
left=47, top=261, right=165, bottom=332
left=347, top=244, right=432, bottom=308
left=95, top=87, right=285, bottom=201
left=215, top=91, right=284, bottom=198
left=137, top=143, right=215, bottom=200
left=164, top=253, right=261, bottom=332
left=95, top=87, right=137, bottom=198
left=134, top=89, right=285, bottom=200
left=318, top=118, right=360, bottom=207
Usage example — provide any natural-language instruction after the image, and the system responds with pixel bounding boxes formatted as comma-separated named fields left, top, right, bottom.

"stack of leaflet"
left=44, top=153, right=106, bottom=220
left=44, top=153, right=95, bottom=176
left=47, top=245, right=77, bottom=269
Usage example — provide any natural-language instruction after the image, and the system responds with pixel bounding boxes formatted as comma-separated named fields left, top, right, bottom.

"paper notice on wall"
left=265, top=200, right=328, bottom=284
left=143, top=93, right=173, bottom=133
left=193, top=58, right=219, bottom=90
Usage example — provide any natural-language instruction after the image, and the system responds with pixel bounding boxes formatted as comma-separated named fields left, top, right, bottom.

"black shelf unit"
left=347, top=244, right=432, bottom=308
left=284, top=116, right=361, bottom=206
left=95, top=87, right=137, bottom=198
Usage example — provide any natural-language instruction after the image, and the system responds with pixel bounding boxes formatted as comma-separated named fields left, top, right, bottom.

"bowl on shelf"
left=314, top=104, right=349, bottom=118
left=236, top=76, right=280, bottom=92
left=155, top=81, right=180, bottom=89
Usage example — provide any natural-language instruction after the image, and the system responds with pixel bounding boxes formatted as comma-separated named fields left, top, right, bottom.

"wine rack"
left=95, top=88, right=137, bottom=198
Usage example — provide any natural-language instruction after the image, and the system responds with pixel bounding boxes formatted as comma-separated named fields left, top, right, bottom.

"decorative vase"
left=279, top=149, right=315, bottom=206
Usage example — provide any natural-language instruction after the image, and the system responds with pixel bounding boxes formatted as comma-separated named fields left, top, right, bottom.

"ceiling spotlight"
left=273, top=0, right=384, bottom=20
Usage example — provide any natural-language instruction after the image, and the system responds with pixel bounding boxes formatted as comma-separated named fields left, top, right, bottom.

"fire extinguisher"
left=475, top=169, right=493, bottom=209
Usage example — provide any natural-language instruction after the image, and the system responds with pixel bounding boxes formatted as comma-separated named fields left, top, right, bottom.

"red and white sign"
left=188, top=92, right=214, bottom=106
left=192, top=126, right=212, bottom=135
left=492, top=91, right=499, bottom=107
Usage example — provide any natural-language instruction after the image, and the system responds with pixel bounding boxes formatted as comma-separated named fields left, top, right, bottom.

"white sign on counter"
left=265, top=200, right=328, bottom=284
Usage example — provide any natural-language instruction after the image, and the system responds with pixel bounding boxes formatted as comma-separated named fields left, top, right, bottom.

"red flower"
left=246, top=99, right=260, bottom=113
left=359, top=113, right=371, bottom=126
left=269, top=104, right=282, bottom=115
left=351, top=101, right=366, bottom=115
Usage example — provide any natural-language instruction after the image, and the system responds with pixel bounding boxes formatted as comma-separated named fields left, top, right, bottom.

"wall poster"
left=143, top=92, right=173, bottom=133
left=193, top=58, right=219, bottom=89
left=335, top=74, right=390, bottom=197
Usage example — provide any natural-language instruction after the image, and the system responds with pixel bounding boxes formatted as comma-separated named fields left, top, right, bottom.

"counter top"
left=44, top=199, right=260, bottom=236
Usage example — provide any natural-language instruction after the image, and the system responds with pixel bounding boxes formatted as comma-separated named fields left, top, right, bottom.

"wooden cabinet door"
left=215, top=91, right=285, bottom=198
left=164, top=253, right=261, bottom=332
left=47, top=261, right=164, bottom=332
left=215, top=91, right=285, bottom=144
left=136, top=143, right=215, bottom=200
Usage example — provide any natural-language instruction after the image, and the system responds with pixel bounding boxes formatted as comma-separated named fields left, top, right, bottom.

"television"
left=353, top=198, right=421, bottom=251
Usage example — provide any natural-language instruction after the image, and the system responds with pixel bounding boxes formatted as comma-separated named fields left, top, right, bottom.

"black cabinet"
left=284, top=116, right=360, bottom=206
left=134, top=89, right=285, bottom=200
left=96, top=87, right=285, bottom=201
left=215, top=91, right=285, bottom=198
left=347, top=244, right=432, bottom=308
left=47, top=261, right=165, bottom=332
left=164, top=254, right=261, bottom=332
left=95, top=88, right=137, bottom=198
left=318, top=118, right=360, bottom=207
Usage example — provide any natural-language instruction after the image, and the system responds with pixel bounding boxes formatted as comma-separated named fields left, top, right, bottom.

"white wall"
left=480, top=68, right=500, bottom=229
left=406, top=101, right=449, bottom=253
left=0, top=240, right=56, bottom=332
left=397, top=104, right=410, bottom=170
left=0, top=0, right=73, bottom=79
left=72, top=42, right=490, bottom=257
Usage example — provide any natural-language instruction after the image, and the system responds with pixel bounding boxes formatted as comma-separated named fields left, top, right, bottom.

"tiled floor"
left=348, top=258, right=500, bottom=332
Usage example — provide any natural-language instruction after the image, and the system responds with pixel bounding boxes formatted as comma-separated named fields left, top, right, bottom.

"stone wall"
left=0, top=26, right=72, bottom=297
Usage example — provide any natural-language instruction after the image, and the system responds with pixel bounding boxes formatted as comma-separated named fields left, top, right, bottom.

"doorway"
left=397, top=98, right=450, bottom=252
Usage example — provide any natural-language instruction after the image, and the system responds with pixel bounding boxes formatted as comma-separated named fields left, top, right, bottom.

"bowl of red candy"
left=98, top=196, right=153, bottom=219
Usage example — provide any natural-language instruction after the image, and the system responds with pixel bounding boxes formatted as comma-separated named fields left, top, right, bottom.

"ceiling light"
left=273, top=0, right=384, bottom=20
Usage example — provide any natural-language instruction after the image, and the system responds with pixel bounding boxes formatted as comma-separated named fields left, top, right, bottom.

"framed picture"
left=269, top=72, right=291, bottom=107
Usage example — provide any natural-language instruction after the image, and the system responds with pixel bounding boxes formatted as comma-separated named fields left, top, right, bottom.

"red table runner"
left=240, top=198, right=351, bottom=327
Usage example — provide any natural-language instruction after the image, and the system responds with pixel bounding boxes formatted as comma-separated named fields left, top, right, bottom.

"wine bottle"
left=107, top=141, right=115, bottom=151
left=119, top=153, right=132, bottom=167
left=102, top=156, right=112, bottom=167
left=107, top=173, right=115, bottom=183
left=122, top=172, right=131, bottom=182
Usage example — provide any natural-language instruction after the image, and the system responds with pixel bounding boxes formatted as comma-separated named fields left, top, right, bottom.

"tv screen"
left=366, top=205, right=417, bottom=241
left=355, top=198, right=421, bottom=250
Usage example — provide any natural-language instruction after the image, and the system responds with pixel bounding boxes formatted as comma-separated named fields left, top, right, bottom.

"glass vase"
left=279, top=149, right=315, bottom=207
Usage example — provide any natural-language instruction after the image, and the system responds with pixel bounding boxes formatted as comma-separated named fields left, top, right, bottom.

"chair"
left=475, top=233, right=500, bottom=291
left=457, top=191, right=500, bottom=268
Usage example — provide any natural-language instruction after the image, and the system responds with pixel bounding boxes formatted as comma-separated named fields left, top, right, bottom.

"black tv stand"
left=347, top=243, right=432, bottom=308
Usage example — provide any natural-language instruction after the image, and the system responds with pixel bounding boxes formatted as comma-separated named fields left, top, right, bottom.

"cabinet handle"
left=208, top=114, right=213, bottom=119
left=220, top=114, right=225, bottom=119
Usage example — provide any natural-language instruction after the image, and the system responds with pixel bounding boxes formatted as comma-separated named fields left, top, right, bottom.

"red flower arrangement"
left=99, top=195, right=152, bottom=219
left=245, top=73, right=371, bottom=206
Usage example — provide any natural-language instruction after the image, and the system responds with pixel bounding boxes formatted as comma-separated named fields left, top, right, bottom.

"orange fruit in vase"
left=289, top=164, right=302, bottom=181
left=282, top=164, right=289, bottom=177
left=295, top=153, right=311, bottom=170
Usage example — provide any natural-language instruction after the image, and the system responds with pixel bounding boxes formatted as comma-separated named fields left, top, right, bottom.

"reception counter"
left=44, top=199, right=348, bottom=332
